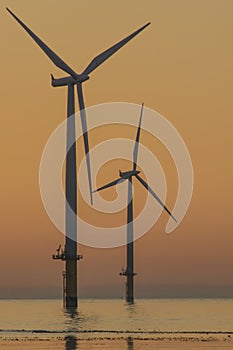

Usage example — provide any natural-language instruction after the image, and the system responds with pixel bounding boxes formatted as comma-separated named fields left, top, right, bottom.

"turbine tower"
left=7, top=8, right=150, bottom=308
left=93, top=104, right=177, bottom=303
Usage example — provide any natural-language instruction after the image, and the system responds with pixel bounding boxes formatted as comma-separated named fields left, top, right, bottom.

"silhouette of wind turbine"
left=7, top=7, right=150, bottom=205
left=93, top=103, right=176, bottom=303
left=7, top=7, right=150, bottom=308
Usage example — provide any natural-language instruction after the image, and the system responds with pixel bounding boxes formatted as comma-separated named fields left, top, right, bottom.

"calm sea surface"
left=0, top=299, right=233, bottom=349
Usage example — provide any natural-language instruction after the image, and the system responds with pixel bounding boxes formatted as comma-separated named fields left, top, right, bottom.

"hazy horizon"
left=2, top=284, right=233, bottom=299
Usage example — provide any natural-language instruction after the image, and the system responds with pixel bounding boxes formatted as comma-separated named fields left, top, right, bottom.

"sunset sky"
left=0, top=0, right=232, bottom=298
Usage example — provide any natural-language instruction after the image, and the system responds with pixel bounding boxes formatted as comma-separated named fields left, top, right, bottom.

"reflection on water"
left=65, top=307, right=78, bottom=319
left=65, top=335, right=77, bottom=350
left=125, top=300, right=141, bottom=321
left=62, top=304, right=137, bottom=350
left=63, top=332, right=134, bottom=349
left=126, top=336, right=134, bottom=350
left=65, top=335, right=134, bottom=350
left=64, top=310, right=79, bottom=349
left=1, top=299, right=233, bottom=341
left=64, top=308, right=87, bottom=332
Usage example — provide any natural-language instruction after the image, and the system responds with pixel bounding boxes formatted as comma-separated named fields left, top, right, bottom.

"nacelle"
left=119, top=169, right=140, bottom=178
left=51, top=74, right=89, bottom=87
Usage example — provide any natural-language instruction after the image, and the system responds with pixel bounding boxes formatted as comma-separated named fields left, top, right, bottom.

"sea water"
left=0, top=299, right=233, bottom=349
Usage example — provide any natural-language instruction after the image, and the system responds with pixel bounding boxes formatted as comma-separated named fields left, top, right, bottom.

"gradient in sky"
left=0, top=0, right=232, bottom=298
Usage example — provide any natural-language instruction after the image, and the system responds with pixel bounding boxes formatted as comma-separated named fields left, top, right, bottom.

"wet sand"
left=0, top=334, right=233, bottom=350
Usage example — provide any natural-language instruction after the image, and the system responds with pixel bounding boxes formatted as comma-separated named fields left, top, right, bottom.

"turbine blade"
left=93, top=178, right=126, bottom=193
left=76, top=84, right=93, bottom=205
left=133, top=103, right=144, bottom=170
left=81, top=130, right=93, bottom=205
left=6, top=8, right=78, bottom=78
left=82, top=22, right=151, bottom=75
left=136, top=174, right=177, bottom=222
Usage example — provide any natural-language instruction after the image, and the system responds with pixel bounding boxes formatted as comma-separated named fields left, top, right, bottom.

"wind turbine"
left=93, top=103, right=177, bottom=303
left=7, top=8, right=150, bottom=308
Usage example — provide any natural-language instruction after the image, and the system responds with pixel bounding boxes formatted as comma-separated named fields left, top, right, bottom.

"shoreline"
left=1, top=333, right=232, bottom=350
left=0, top=336, right=232, bottom=350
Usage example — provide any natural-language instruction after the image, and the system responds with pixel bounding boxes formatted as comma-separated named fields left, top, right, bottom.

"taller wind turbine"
left=7, top=8, right=150, bottom=308
left=93, top=104, right=176, bottom=303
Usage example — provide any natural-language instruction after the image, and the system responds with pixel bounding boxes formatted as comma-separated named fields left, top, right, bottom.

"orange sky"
left=0, top=0, right=232, bottom=298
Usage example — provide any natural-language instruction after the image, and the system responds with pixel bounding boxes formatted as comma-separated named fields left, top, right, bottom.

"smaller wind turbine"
left=93, top=103, right=176, bottom=303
